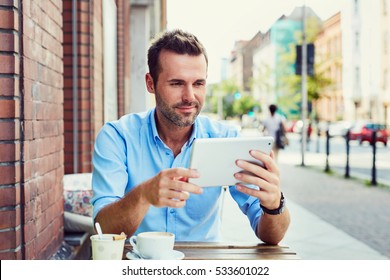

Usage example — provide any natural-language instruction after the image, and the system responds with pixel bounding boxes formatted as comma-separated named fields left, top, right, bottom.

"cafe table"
left=123, top=242, right=299, bottom=260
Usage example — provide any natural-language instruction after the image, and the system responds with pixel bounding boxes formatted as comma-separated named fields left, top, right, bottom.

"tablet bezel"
left=188, top=136, right=274, bottom=187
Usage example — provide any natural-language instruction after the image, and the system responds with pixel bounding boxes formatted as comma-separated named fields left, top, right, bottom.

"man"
left=91, top=30, right=290, bottom=244
left=262, top=104, right=287, bottom=161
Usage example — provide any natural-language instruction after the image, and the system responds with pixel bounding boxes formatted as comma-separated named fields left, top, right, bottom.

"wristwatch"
left=260, top=192, right=285, bottom=215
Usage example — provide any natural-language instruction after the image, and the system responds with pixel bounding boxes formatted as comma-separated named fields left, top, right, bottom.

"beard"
left=155, top=93, right=201, bottom=127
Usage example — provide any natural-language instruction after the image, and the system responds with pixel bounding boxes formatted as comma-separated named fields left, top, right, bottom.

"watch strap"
left=260, top=192, right=285, bottom=215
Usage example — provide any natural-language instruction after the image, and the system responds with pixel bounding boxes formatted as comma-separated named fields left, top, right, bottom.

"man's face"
left=146, top=50, right=207, bottom=127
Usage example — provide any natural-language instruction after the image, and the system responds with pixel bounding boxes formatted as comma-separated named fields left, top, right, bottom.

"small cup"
left=90, top=234, right=125, bottom=260
left=130, top=232, right=175, bottom=259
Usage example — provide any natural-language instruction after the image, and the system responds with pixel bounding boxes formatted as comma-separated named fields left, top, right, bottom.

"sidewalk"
left=220, top=149, right=389, bottom=260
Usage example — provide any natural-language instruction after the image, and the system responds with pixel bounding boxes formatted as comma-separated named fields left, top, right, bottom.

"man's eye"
left=170, top=82, right=182, bottom=86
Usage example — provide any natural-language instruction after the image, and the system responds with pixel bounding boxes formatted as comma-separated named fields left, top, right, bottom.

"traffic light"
left=295, top=43, right=315, bottom=76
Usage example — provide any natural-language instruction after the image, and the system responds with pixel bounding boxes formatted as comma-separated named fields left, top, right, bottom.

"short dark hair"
left=147, top=29, right=208, bottom=86
left=269, top=104, right=277, bottom=114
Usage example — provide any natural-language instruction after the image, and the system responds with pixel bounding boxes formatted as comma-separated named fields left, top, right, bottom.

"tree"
left=207, top=79, right=261, bottom=119
left=232, top=94, right=261, bottom=117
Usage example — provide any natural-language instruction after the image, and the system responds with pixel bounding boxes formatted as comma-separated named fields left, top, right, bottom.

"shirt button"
left=170, top=209, right=175, bottom=214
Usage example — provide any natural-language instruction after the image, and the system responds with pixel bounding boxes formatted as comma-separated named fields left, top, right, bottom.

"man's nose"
left=183, top=85, right=195, bottom=101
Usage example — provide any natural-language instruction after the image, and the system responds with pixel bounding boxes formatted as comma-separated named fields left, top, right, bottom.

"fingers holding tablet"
left=189, top=137, right=274, bottom=187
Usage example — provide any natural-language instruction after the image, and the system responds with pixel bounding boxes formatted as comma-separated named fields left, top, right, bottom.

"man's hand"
left=141, top=168, right=203, bottom=208
left=233, top=150, right=290, bottom=244
left=233, top=150, right=281, bottom=210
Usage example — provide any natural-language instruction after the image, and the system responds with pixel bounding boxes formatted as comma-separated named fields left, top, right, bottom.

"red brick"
left=52, top=215, right=63, bottom=238
left=35, top=213, right=50, bottom=236
left=0, top=9, right=18, bottom=30
left=24, top=239, right=36, bottom=260
left=0, top=120, right=20, bottom=141
left=22, top=17, right=35, bottom=41
left=23, top=100, right=33, bottom=120
left=0, top=250, right=22, bottom=260
left=0, top=186, right=20, bottom=207
left=0, top=143, right=20, bottom=162
left=37, top=0, right=62, bottom=27
left=23, top=58, right=38, bottom=80
left=22, top=160, right=33, bottom=182
left=0, top=33, right=18, bottom=52
left=0, top=164, right=20, bottom=185
left=0, top=228, right=20, bottom=250
left=0, top=77, right=19, bottom=97
left=0, top=208, right=20, bottom=229
left=23, top=178, right=38, bottom=203
left=23, top=120, right=33, bottom=140
left=0, top=54, right=19, bottom=74
left=0, top=99, right=19, bottom=118
left=24, top=220, right=37, bottom=244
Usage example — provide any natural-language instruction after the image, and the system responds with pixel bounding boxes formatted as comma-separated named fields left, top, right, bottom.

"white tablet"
left=188, top=136, right=274, bottom=187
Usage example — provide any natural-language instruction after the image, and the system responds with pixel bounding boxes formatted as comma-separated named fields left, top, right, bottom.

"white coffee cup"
left=129, top=232, right=175, bottom=259
left=90, top=234, right=125, bottom=260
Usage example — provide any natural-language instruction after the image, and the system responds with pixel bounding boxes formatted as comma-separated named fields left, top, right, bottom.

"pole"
left=325, top=129, right=330, bottom=172
left=371, top=131, right=377, bottom=186
left=345, top=130, right=350, bottom=178
left=301, top=4, right=308, bottom=166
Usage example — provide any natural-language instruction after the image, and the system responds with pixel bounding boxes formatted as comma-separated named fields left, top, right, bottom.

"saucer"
left=126, top=250, right=185, bottom=260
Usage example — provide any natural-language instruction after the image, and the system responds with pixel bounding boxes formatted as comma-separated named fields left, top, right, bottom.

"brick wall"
left=63, top=0, right=130, bottom=174
left=116, top=0, right=130, bottom=117
left=0, top=0, right=64, bottom=259
left=63, top=0, right=107, bottom=174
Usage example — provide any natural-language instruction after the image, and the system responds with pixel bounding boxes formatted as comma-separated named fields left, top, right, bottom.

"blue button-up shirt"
left=91, top=109, right=263, bottom=241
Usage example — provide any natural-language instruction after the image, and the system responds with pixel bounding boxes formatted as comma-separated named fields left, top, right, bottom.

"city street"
left=284, top=133, right=390, bottom=186
left=241, top=128, right=390, bottom=187
left=235, top=128, right=390, bottom=259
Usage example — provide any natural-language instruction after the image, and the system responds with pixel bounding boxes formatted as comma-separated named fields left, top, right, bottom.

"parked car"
left=349, top=122, right=389, bottom=146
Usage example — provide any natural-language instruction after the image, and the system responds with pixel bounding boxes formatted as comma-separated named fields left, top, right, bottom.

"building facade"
left=234, top=3, right=390, bottom=125
left=315, top=12, right=343, bottom=122
left=250, top=7, right=321, bottom=119
left=381, top=0, right=390, bottom=125
left=342, top=0, right=382, bottom=122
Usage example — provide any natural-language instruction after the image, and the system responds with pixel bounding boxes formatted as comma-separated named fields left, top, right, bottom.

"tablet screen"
left=188, top=136, right=274, bottom=187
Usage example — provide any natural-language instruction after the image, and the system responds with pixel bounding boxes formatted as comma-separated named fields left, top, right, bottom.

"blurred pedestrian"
left=262, top=104, right=287, bottom=161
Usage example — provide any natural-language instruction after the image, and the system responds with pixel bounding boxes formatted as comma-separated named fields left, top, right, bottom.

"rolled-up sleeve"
left=91, top=123, right=129, bottom=220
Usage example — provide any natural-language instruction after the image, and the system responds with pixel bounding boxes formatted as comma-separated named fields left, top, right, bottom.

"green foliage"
left=206, top=79, right=261, bottom=119
left=232, top=94, right=261, bottom=116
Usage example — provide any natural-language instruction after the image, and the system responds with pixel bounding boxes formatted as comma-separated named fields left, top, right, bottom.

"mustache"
left=174, top=101, right=199, bottom=107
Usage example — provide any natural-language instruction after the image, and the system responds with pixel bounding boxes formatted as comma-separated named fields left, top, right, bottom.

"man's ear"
left=145, top=73, right=155, bottom=93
